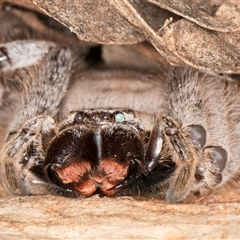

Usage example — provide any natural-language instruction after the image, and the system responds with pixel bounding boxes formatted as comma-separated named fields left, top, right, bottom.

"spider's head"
left=44, top=109, right=148, bottom=197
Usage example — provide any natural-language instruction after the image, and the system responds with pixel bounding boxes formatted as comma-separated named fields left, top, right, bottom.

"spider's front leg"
left=0, top=41, right=76, bottom=196
left=145, top=115, right=207, bottom=202
left=0, top=40, right=56, bottom=71
left=161, top=67, right=230, bottom=200
left=1, top=116, right=57, bottom=195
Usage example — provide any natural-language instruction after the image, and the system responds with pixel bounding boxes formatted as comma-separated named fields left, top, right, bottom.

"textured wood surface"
left=0, top=183, right=240, bottom=239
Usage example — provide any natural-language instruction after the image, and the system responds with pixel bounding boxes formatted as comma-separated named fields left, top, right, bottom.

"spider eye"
left=115, top=112, right=125, bottom=123
left=74, top=112, right=85, bottom=123
left=89, top=112, right=97, bottom=121
left=101, top=111, right=111, bottom=120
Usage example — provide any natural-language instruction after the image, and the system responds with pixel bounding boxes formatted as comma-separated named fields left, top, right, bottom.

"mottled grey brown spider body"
left=0, top=11, right=239, bottom=202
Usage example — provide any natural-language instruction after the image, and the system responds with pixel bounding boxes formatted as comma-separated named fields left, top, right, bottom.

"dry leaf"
left=33, top=0, right=175, bottom=44
left=158, top=19, right=240, bottom=73
left=6, top=0, right=238, bottom=73
left=149, top=0, right=240, bottom=32
left=108, top=0, right=240, bottom=73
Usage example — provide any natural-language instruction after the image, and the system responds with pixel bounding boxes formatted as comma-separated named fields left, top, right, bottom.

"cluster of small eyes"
left=74, top=111, right=125, bottom=124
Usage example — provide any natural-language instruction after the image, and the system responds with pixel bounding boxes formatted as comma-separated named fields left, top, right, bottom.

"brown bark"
left=30, top=0, right=240, bottom=73
left=0, top=185, right=240, bottom=239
